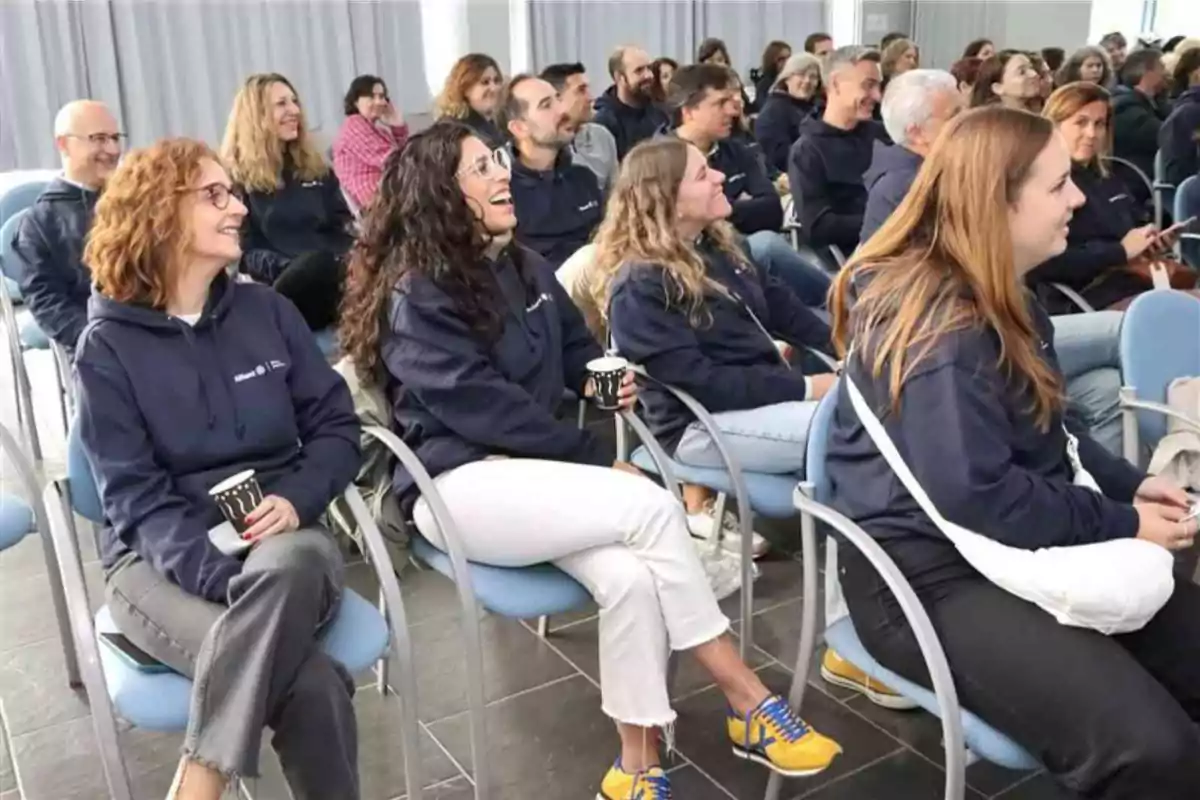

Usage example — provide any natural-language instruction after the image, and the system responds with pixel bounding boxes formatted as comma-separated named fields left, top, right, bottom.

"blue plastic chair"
left=0, top=178, right=50, bottom=303
left=1118, top=289, right=1200, bottom=466
left=43, top=422, right=426, bottom=800
left=1173, top=175, right=1199, bottom=268
left=364, top=410, right=682, bottom=800
left=764, top=384, right=1039, bottom=800
left=1, top=210, right=46, bottom=459
left=314, top=327, right=340, bottom=359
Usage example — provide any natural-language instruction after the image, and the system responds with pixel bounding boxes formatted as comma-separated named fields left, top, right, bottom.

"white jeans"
left=412, top=458, right=730, bottom=727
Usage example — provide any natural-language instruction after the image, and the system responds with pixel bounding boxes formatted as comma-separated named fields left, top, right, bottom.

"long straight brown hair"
left=830, top=105, right=1065, bottom=430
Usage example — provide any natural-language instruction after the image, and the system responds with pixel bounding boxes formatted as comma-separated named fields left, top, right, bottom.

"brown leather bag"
left=1125, top=255, right=1199, bottom=290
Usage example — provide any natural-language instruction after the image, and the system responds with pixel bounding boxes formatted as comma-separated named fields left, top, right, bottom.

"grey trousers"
left=105, top=527, right=359, bottom=799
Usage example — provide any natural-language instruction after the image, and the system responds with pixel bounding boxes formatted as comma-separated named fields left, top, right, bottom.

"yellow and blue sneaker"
left=727, top=695, right=843, bottom=777
left=597, top=761, right=673, bottom=799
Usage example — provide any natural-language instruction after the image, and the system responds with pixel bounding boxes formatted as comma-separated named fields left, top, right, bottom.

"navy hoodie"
left=511, top=148, right=604, bottom=268
left=701, top=137, right=784, bottom=235
left=74, top=275, right=361, bottom=602
left=1159, top=87, right=1200, bottom=187
left=459, top=109, right=505, bottom=149
left=382, top=246, right=608, bottom=507
left=609, top=238, right=833, bottom=449
left=593, top=86, right=670, bottom=161
left=239, top=166, right=354, bottom=284
left=1111, top=85, right=1168, bottom=191
left=860, top=140, right=923, bottom=242
left=1027, top=163, right=1143, bottom=313
left=11, top=178, right=97, bottom=348
left=755, top=92, right=817, bottom=174
left=827, top=300, right=1145, bottom=597
left=789, top=116, right=882, bottom=254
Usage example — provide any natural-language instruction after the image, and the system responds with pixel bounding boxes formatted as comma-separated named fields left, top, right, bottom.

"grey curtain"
left=693, top=1, right=828, bottom=77
left=0, top=0, right=428, bottom=170
left=912, top=0, right=1091, bottom=68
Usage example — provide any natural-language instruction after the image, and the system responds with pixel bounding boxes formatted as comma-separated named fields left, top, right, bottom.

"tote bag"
left=842, top=369, right=1174, bottom=635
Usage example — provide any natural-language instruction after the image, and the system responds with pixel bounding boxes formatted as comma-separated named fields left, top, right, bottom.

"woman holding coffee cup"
left=75, top=138, right=362, bottom=799
left=340, top=121, right=842, bottom=799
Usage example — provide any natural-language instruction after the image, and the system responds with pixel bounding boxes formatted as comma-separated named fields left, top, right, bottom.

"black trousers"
left=272, top=250, right=346, bottom=331
left=842, top=547, right=1200, bottom=799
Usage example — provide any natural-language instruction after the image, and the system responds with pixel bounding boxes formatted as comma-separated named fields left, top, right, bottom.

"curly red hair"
left=86, top=138, right=216, bottom=309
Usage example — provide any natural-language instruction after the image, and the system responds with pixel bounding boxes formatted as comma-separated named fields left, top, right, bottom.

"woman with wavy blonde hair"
left=220, top=72, right=353, bottom=330
left=77, top=138, right=362, bottom=800
left=434, top=53, right=504, bottom=146
left=825, top=105, right=1200, bottom=798
left=597, top=136, right=839, bottom=561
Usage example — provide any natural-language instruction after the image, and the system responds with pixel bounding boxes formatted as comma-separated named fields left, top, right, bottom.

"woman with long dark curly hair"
left=339, top=121, right=842, bottom=799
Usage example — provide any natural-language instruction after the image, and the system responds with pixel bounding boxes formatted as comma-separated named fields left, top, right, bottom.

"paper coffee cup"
left=208, top=470, right=263, bottom=534
left=586, top=356, right=629, bottom=411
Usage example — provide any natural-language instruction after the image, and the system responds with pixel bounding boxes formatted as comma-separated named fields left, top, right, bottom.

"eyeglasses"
left=178, top=183, right=236, bottom=211
left=66, top=133, right=126, bottom=146
left=457, top=147, right=512, bottom=181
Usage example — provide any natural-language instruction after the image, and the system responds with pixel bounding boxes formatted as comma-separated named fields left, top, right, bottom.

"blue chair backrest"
left=804, top=380, right=842, bottom=504
left=0, top=209, right=31, bottom=284
left=1174, top=175, right=1199, bottom=268
left=1119, top=290, right=1200, bottom=447
left=0, top=180, right=49, bottom=230
left=67, top=422, right=106, bottom=523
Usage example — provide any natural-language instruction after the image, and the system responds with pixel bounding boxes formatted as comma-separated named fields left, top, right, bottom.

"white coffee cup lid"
left=209, top=469, right=257, bottom=495
left=587, top=355, right=628, bottom=372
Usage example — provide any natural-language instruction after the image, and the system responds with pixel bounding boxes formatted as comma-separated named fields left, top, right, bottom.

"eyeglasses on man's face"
left=67, top=132, right=126, bottom=147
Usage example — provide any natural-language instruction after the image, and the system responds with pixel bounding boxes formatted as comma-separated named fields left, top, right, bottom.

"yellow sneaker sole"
left=730, top=743, right=836, bottom=777
left=820, top=664, right=920, bottom=710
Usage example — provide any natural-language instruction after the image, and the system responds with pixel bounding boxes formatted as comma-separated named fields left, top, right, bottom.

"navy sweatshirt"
left=1111, top=85, right=1168, bottom=191
left=1027, top=163, right=1143, bottom=313
left=459, top=109, right=505, bottom=149
left=827, top=300, right=1145, bottom=595
left=755, top=92, right=817, bottom=174
left=239, top=166, right=354, bottom=284
left=382, top=246, right=608, bottom=507
left=705, top=137, right=784, bottom=235
left=609, top=238, right=833, bottom=449
left=511, top=148, right=604, bottom=268
left=860, top=140, right=923, bottom=242
left=11, top=178, right=97, bottom=349
left=789, top=116, right=881, bottom=254
left=593, top=86, right=670, bottom=161
left=74, top=275, right=361, bottom=602
left=1159, top=87, right=1200, bottom=187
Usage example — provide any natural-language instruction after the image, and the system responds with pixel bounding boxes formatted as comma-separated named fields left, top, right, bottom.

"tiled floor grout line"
left=416, top=672, right=587, bottom=729
left=795, top=745, right=908, bottom=799
left=386, top=772, right=475, bottom=800
left=417, top=718, right=475, bottom=789
left=1, top=700, right=28, bottom=800
left=987, top=767, right=1046, bottom=799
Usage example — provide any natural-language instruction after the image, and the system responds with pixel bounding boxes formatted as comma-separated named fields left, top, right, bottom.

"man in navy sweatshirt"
left=12, top=100, right=122, bottom=350
left=672, top=63, right=832, bottom=308
left=502, top=74, right=604, bottom=269
left=789, top=46, right=887, bottom=259
left=593, top=46, right=669, bottom=161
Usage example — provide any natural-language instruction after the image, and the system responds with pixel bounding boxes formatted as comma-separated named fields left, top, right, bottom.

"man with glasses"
left=11, top=100, right=123, bottom=350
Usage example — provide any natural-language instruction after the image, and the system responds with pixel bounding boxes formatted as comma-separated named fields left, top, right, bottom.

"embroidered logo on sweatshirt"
left=233, top=360, right=288, bottom=383
left=578, top=200, right=599, bottom=212
left=526, top=292, right=553, bottom=312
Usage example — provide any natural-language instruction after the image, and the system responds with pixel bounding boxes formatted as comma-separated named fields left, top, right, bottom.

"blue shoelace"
left=631, top=770, right=673, bottom=799
left=750, top=697, right=809, bottom=749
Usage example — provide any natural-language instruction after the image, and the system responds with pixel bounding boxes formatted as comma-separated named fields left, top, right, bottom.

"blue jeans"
left=673, top=400, right=819, bottom=476
left=746, top=231, right=832, bottom=309
left=1052, top=311, right=1123, bottom=457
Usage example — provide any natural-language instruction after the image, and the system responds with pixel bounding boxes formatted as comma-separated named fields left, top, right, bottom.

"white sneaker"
left=687, top=505, right=770, bottom=559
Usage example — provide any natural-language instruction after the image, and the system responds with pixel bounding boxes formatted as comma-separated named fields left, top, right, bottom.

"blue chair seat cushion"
left=824, top=616, right=1040, bottom=771
left=4, top=276, right=21, bottom=303
left=94, top=587, right=388, bottom=732
left=411, top=534, right=591, bottom=618
left=629, top=446, right=799, bottom=518
left=0, top=494, right=34, bottom=550
left=18, top=315, right=48, bottom=350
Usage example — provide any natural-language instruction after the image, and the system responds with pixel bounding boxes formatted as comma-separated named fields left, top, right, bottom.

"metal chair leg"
left=536, top=615, right=550, bottom=638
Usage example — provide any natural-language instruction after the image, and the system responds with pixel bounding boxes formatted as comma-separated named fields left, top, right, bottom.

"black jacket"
left=1159, top=87, right=1200, bottom=187
left=11, top=178, right=97, bottom=348
left=1027, top=164, right=1143, bottom=312
left=381, top=246, right=607, bottom=509
left=461, top=109, right=505, bottom=148
left=827, top=300, right=1145, bottom=597
left=1111, top=85, right=1169, bottom=189
left=238, top=167, right=354, bottom=284
left=705, top=137, right=783, bottom=235
left=608, top=238, right=832, bottom=449
left=511, top=149, right=604, bottom=269
left=860, top=141, right=923, bottom=243
left=755, top=92, right=817, bottom=174
left=788, top=116, right=882, bottom=253
left=593, top=86, right=670, bottom=161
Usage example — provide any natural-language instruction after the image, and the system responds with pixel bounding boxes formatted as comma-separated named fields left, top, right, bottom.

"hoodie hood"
left=592, top=86, right=670, bottom=160
left=863, top=140, right=923, bottom=192
left=40, top=176, right=98, bottom=204
left=1176, top=86, right=1200, bottom=108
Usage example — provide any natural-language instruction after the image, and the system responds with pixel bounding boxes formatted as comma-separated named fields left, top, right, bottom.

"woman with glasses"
left=339, top=121, right=843, bottom=799
left=75, top=138, right=362, bottom=800
left=221, top=72, right=354, bottom=331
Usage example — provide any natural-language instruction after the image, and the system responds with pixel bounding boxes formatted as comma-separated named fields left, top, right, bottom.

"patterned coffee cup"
left=586, top=356, right=629, bottom=411
left=208, top=470, right=264, bottom=534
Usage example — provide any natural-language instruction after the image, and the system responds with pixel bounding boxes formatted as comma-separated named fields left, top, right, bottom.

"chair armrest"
left=1103, top=156, right=1154, bottom=197
left=617, top=409, right=683, bottom=505
left=1119, top=397, right=1200, bottom=435
left=828, top=245, right=847, bottom=268
left=792, top=487, right=967, bottom=800
left=1048, top=283, right=1096, bottom=313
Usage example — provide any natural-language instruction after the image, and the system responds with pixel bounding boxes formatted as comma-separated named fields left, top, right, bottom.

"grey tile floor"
left=0, top=309, right=1075, bottom=799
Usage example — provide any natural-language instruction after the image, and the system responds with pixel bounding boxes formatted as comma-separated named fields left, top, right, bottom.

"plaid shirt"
left=331, top=114, right=409, bottom=210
